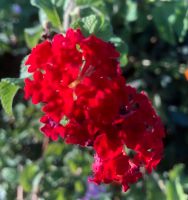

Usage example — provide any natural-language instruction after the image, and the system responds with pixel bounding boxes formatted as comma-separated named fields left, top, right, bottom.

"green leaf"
left=1, top=78, right=23, bottom=86
left=94, top=17, right=113, bottom=41
left=119, top=54, right=128, bottom=67
left=45, top=143, right=64, bottom=156
left=51, top=188, right=66, bottom=200
left=52, top=0, right=66, bottom=7
left=0, top=80, right=20, bottom=116
left=2, top=167, right=18, bottom=183
left=166, top=180, right=179, bottom=200
left=75, top=0, right=107, bottom=14
left=19, top=55, right=31, bottom=79
left=173, top=2, right=188, bottom=42
left=19, top=164, right=39, bottom=192
left=169, top=164, right=184, bottom=181
left=152, top=2, right=176, bottom=45
left=74, top=180, right=84, bottom=193
left=126, top=0, right=138, bottom=22
left=32, top=172, right=43, bottom=192
left=151, top=2, right=188, bottom=44
left=71, top=14, right=113, bottom=41
left=146, top=174, right=166, bottom=200
left=81, top=14, right=99, bottom=34
left=109, top=36, right=128, bottom=66
left=24, top=25, right=43, bottom=49
left=31, top=0, right=62, bottom=29
left=175, top=179, right=187, bottom=200
left=166, top=164, right=187, bottom=200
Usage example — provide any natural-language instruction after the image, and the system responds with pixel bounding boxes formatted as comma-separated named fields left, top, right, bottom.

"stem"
left=63, top=0, right=76, bottom=31
left=17, top=185, right=24, bottom=200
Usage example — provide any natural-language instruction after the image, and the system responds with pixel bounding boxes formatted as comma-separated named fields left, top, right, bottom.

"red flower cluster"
left=24, top=28, right=165, bottom=191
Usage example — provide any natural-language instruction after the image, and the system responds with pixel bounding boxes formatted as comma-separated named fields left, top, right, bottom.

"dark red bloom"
left=24, top=28, right=165, bottom=191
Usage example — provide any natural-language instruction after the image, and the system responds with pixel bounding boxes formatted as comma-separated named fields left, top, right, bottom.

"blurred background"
left=0, top=0, right=188, bottom=199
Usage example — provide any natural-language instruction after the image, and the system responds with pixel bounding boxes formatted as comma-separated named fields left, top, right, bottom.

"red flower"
left=24, top=28, right=165, bottom=191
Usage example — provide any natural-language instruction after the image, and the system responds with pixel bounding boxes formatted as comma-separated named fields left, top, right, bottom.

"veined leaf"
left=0, top=79, right=20, bottom=116
left=71, top=14, right=113, bottom=41
left=82, top=14, right=99, bottom=34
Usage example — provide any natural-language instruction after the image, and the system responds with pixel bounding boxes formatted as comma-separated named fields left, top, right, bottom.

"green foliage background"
left=0, top=0, right=188, bottom=199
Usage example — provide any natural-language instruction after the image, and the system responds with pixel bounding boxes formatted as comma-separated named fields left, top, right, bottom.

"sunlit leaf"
left=0, top=80, right=20, bottom=116
left=45, top=143, right=64, bottom=156
left=19, top=55, right=31, bottom=79
left=72, top=14, right=113, bottom=41
left=19, top=164, right=39, bottom=192
left=31, top=0, right=62, bottom=29
left=126, top=0, right=138, bottom=22
left=24, top=25, right=43, bottom=49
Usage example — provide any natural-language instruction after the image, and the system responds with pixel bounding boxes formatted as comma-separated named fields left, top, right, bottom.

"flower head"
left=24, top=28, right=165, bottom=191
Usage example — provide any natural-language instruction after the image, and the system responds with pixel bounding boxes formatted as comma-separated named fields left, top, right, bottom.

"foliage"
left=0, top=0, right=188, bottom=199
left=0, top=79, right=20, bottom=116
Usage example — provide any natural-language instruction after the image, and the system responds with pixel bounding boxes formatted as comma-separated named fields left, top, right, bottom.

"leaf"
left=95, top=17, right=113, bottom=41
left=19, top=164, right=39, bottom=192
left=175, top=179, right=187, bottom=200
left=52, top=0, right=66, bottom=7
left=119, top=54, right=128, bottom=67
left=109, top=36, right=128, bottom=66
left=31, top=0, right=62, bottom=29
left=74, top=180, right=84, bottom=193
left=75, top=0, right=107, bottom=14
left=126, top=0, right=138, bottom=22
left=24, top=25, right=43, bottom=49
left=32, top=172, right=43, bottom=192
left=166, top=179, right=187, bottom=200
left=152, top=1, right=188, bottom=44
left=2, top=167, right=18, bottom=183
left=39, top=9, right=49, bottom=28
left=45, top=143, right=64, bottom=156
left=72, top=14, right=113, bottom=41
left=146, top=175, right=166, bottom=200
left=81, top=14, right=99, bottom=34
left=166, top=180, right=179, bottom=200
left=173, top=2, right=188, bottom=42
left=152, top=2, right=176, bottom=45
left=169, top=164, right=184, bottom=181
left=1, top=78, right=23, bottom=86
left=51, top=188, right=66, bottom=200
left=166, top=164, right=188, bottom=200
left=0, top=80, right=20, bottom=116
left=19, top=55, right=31, bottom=79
